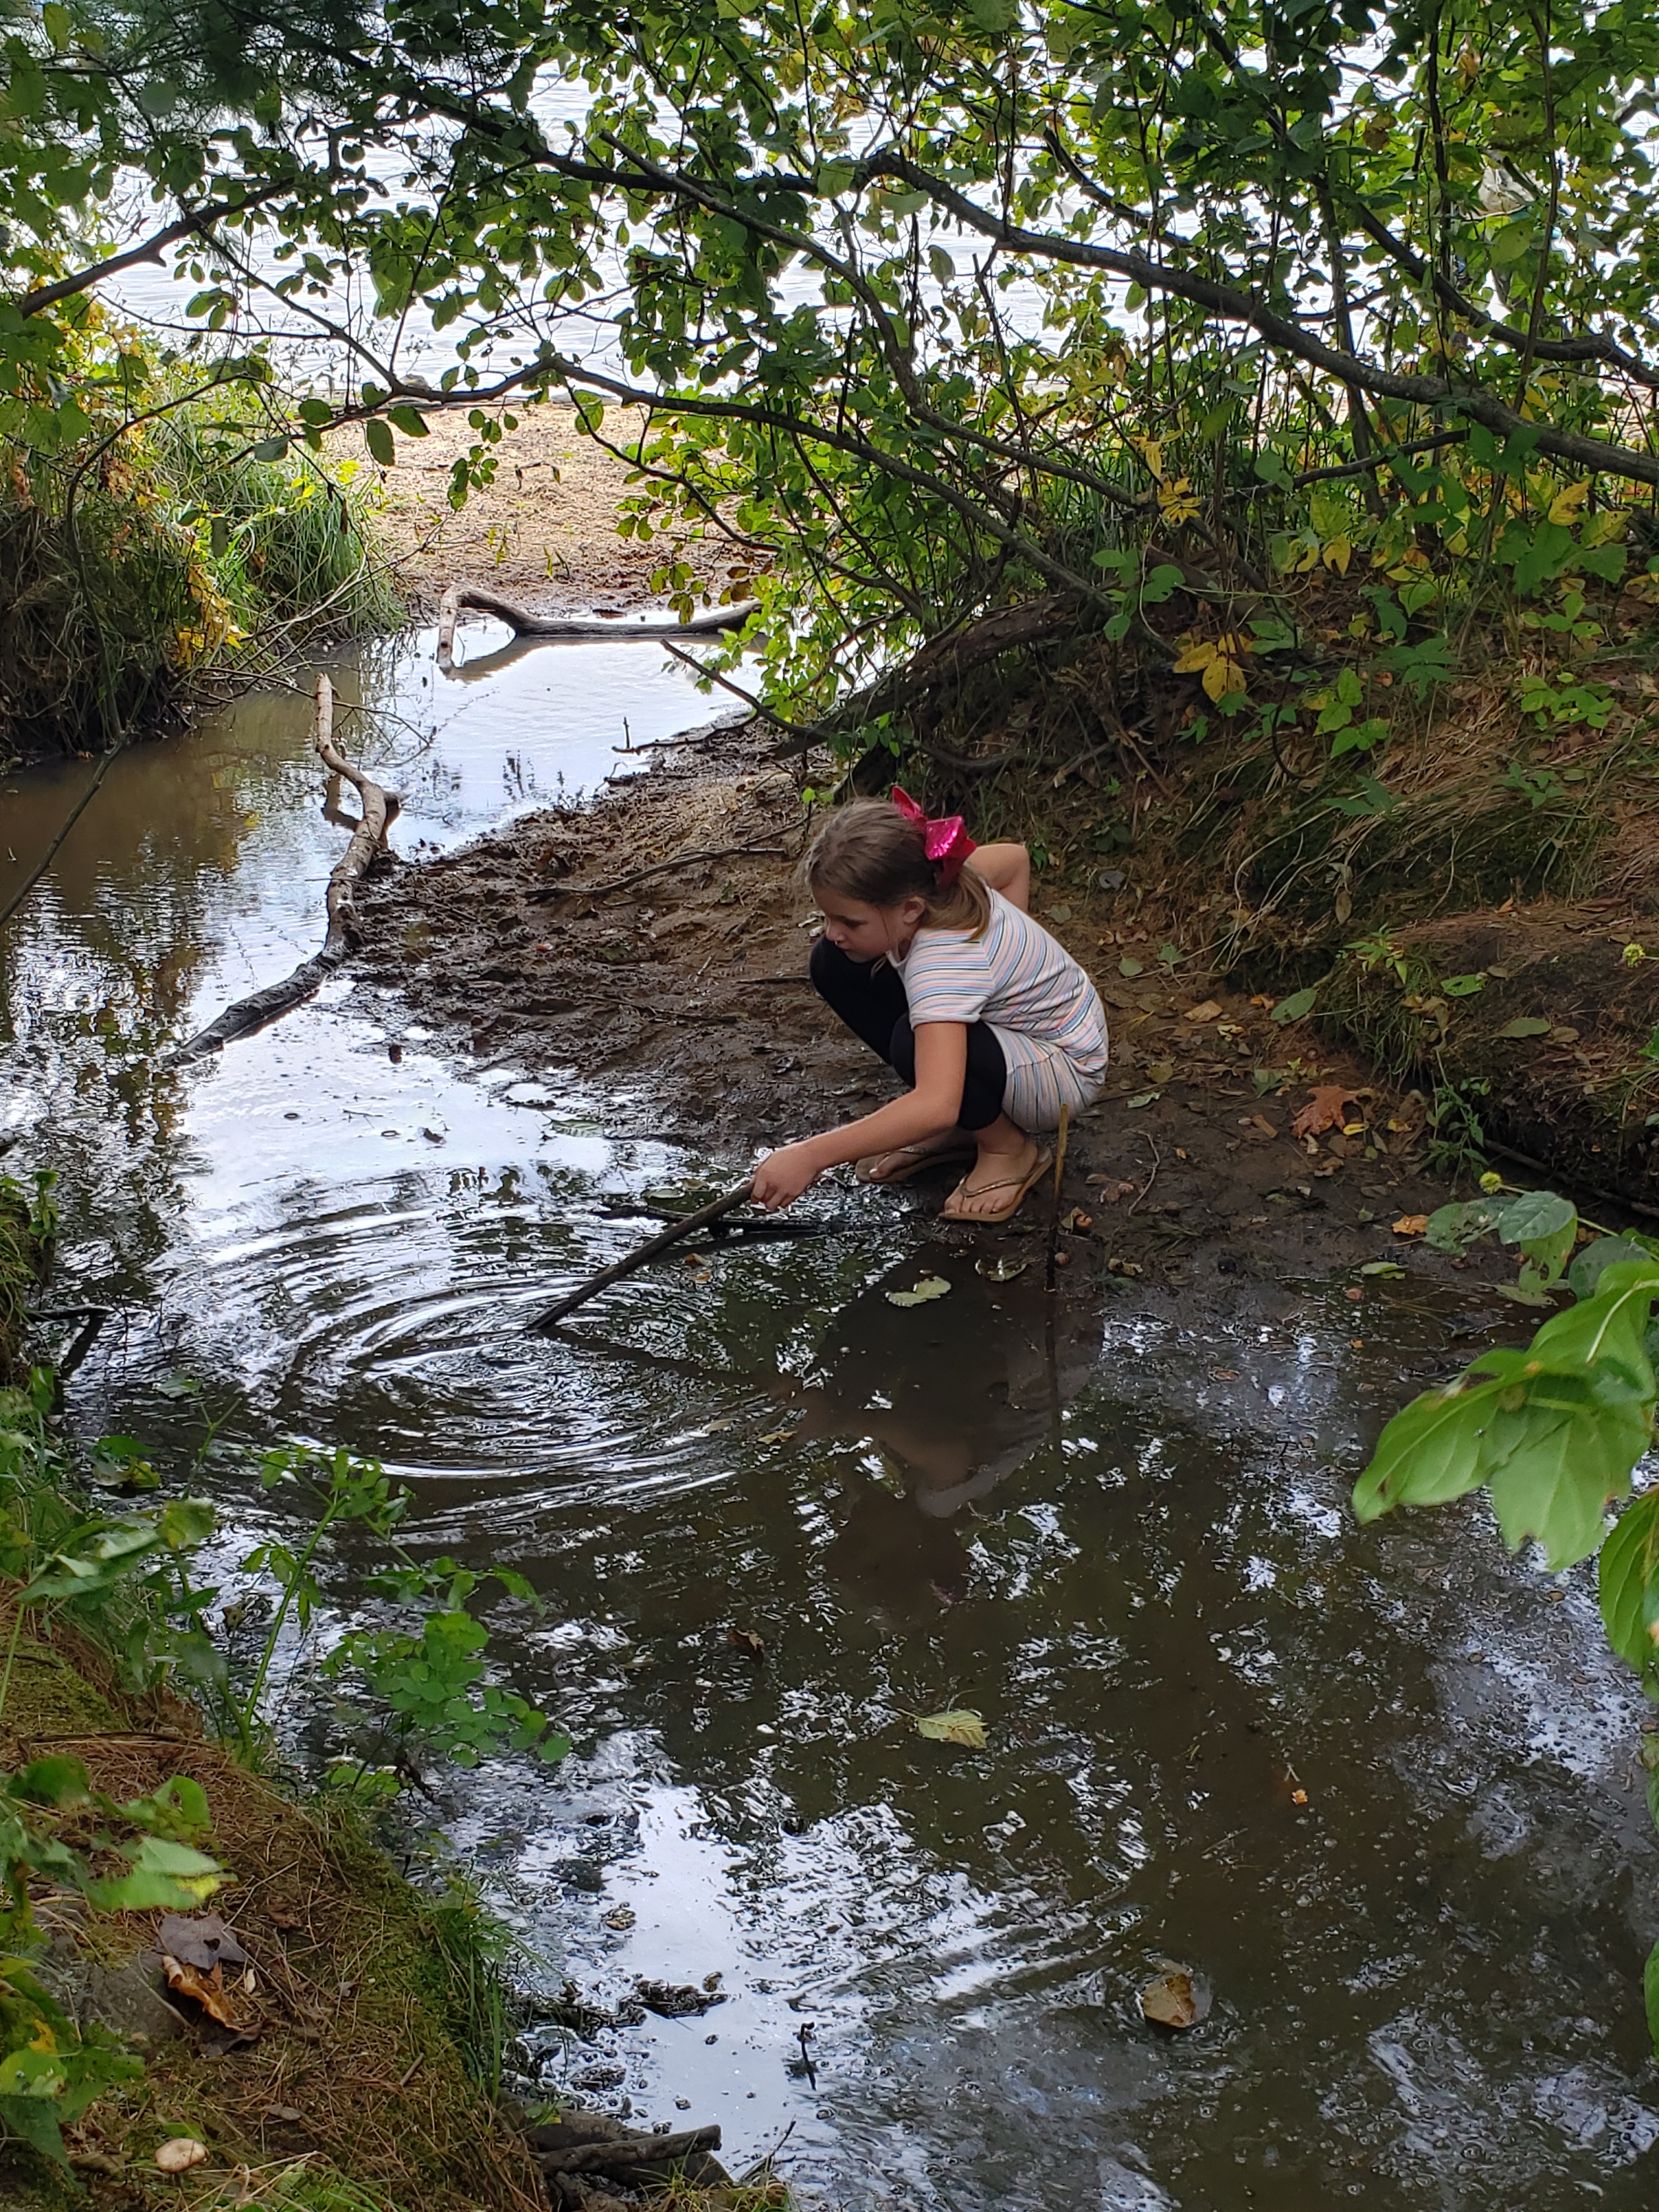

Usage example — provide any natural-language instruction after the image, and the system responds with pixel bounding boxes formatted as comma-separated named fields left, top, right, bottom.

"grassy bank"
left=1, top=386, right=404, bottom=767
left=874, top=543, right=1659, bottom=1195
left=0, top=1369, right=544, bottom=2211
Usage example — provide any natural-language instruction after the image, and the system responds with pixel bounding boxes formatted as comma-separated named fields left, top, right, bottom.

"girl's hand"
left=752, top=1141, right=822, bottom=1212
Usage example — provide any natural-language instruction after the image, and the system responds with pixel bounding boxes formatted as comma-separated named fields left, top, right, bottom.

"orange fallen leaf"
left=161, top=1954, right=242, bottom=2030
left=726, top=1627, right=765, bottom=1658
left=1392, top=1214, right=1429, bottom=1238
left=1291, top=1084, right=1358, bottom=1139
left=1141, top=1969, right=1204, bottom=2029
left=1291, top=1787, right=1310, bottom=1806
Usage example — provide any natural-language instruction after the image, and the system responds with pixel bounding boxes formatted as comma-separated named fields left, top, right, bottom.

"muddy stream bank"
left=2, top=616, right=1657, bottom=2209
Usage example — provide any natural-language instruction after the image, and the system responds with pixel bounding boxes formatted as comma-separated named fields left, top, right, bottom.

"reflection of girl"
left=751, top=792, right=1110, bottom=1225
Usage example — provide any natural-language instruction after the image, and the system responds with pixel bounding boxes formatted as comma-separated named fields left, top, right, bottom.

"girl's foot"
left=854, top=1133, right=977, bottom=1186
left=939, top=1136, right=1053, bottom=1224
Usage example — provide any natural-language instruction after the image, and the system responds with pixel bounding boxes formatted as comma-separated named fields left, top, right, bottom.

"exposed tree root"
left=165, top=674, right=398, bottom=1063
left=435, top=580, right=757, bottom=668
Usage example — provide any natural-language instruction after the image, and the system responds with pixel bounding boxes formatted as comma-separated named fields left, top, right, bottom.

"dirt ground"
left=353, top=719, right=1556, bottom=1318
left=353, top=405, right=735, bottom=620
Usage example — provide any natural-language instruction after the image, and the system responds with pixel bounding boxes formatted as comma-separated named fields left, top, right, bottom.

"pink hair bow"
left=891, top=786, right=976, bottom=886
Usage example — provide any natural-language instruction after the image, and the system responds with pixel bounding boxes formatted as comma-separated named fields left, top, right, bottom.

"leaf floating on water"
left=726, top=1626, right=765, bottom=1658
left=886, top=1274, right=952, bottom=1308
left=976, top=1256, right=1029, bottom=1282
left=1140, top=1969, right=1204, bottom=2030
left=757, top=1425, right=799, bottom=1444
left=1358, top=1261, right=1406, bottom=1278
left=603, top=1904, right=636, bottom=1931
left=915, top=1708, right=987, bottom=1748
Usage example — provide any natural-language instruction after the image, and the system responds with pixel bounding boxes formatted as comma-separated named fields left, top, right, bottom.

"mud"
left=354, top=717, right=1541, bottom=1313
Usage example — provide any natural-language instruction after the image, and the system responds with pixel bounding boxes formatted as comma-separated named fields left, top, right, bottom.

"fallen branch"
left=549, top=834, right=788, bottom=900
left=535, top=2125, right=723, bottom=2175
left=531, top=1178, right=757, bottom=1331
left=436, top=582, right=757, bottom=668
left=164, top=676, right=398, bottom=1064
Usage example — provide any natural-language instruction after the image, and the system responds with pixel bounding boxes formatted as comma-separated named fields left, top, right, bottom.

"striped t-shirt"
left=890, top=890, right=1110, bottom=1131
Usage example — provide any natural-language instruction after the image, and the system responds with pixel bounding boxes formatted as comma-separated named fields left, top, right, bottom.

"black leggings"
left=809, top=937, right=1008, bottom=1132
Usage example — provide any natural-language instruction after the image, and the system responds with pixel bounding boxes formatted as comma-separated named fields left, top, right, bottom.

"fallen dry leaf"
left=154, top=2139, right=208, bottom=2174
left=161, top=1955, right=242, bottom=2030
left=1140, top=1970, right=1204, bottom=2030
left=915, top=1708, right=988, bottom=1748
left=1088, top=1177, right=1137, bottom=1203
left=1291, top=1084, right=1359, bottom=1139
left=1392, top=1214, right=1430, bottom=1238
left=158, top=1912, right=246, bottom=1973
left=1184, top=999, right=1223, bottom=1024
left=726, top=1626, right=765, bottom=1658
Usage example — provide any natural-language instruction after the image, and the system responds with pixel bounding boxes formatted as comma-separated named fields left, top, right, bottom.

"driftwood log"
left=165, top=675, right=398, bottom=1064
left=435, top=582, right=758, bottom=669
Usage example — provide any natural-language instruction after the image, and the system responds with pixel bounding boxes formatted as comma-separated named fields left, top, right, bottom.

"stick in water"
left=530, top=1177, right=757, bottom=1332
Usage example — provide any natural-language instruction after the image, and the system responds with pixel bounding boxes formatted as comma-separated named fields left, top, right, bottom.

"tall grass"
left=0, top=383, right=404, bottom=761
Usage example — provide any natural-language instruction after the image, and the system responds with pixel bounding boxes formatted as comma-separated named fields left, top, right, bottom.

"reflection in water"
left=3, top=630, right=1658, bottom=2208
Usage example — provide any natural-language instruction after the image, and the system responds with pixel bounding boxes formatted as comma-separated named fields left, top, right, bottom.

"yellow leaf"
left=1322, top=536, right=1353, bottom=575
left=1158, top=478, right=1201, bottom=524
left=1202, top=657, right=1248, bottom=702
left=1172, top=638, right=1218, bottom=675
left=1132, top=435, right=1165, bottom=482
left=1548, top=479, right=1590, bottom=526
left=916, top=1708, right=987, bottom=1748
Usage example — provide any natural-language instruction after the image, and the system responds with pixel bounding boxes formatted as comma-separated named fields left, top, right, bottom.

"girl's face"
left=816, top=888, right=925, bottom=961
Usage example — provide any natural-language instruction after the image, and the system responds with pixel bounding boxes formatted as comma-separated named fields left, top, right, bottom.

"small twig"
left=531, top=1178, right=757, bottom=1329
left=1045, top=1103, right=1072, bottom=1291
left=1124, top=1134, right=1161, bottom=1217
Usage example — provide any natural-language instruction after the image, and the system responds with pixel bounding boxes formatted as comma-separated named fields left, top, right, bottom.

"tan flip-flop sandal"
left=854, top=1138, right=978, bottom=1187
left=939, top=1147, right=1055, bottom=1225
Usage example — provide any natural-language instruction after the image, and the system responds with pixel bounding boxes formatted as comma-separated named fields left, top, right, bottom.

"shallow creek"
left=2, top=625, right=1657, bottom=2209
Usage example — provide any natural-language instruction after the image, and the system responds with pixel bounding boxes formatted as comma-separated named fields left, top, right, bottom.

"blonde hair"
left=804, top=797, right=991, bottom=936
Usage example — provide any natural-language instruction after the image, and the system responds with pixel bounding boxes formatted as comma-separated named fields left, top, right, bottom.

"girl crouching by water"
left=751, top=790, right=1110, bottom=1222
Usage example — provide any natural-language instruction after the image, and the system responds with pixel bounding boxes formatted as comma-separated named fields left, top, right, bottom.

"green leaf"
left=1599, top=1489, right=1659, bottom=1676
left=1425, top=1199, right=1500, bottom=1254
left=1496, top=1016, right=1551, bottom=1039
left=159, top=1497, right=215, bottom=1550
left=915, top=1708, right=986, bottom=1746
left=885, top=1275, right=951, bottom=1307
left=1271, top=986, right=1319, bottom=1024
left=364, top=417, right=396, bottom=467
left=1482, top=1366, right=1650, bottom=1568
left=1441, top=972, right=1486, bottom=998
left=249, top=433, right=289, bottom=462
left=387, top=404, right=428, bottom=437
left=89, top=1834, right=226, bottom=1911
left=7, top=1758, right=89, bottom=1809
left=1353, top=1373, right=1503, bottom=1522
left=0, top=2091, right=67, bottom=2166
left=40, top=3, right=72, bottom=50
left=1497, top=1189, right=1576, bottom=1246
left=1571, top=1237, right=1656, bottom=1304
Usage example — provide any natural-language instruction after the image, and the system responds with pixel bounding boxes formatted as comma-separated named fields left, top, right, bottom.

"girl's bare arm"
left=970, top=842, right=1030, bottom=911
left=752, top=1023, right=968, bottom=1208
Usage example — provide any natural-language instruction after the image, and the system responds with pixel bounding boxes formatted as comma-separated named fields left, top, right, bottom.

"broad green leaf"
left=1441, top=972, right=1486, bottom=997
left=364, top=417, right=396, bottom=467
left=1570, top=1237, right=1656, bottom=1304
left=1523, top=1262, right=1659, bottom=1386
left=1482, top=1368, right=1650, bottom=1568
left=1496, top=1016, right=1551, bottom=1039
left=1424, top=1199, right=1500, bottom=1254
left=916, top=1708, right=986, bottom=1747
left=1600, top=1491, right=1659, bottom=1677
left=89, top=1835, right=226, bottom=1911
left=1352, top=1374, right=1504, bottom=1522
left=249, top=433, right=289, bottom=462
left=1271, top=986, right=1319, bottom=1024
left=886, top=1275, right=951, bottom=1308
left=7, top=1758, right=89, bottom=1809
left=0, top=2091, right=67, bottom=2166
left=1497, top=1192, right=1577, bottom=1289
left=159, top=1497, right=215, bottom=1549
